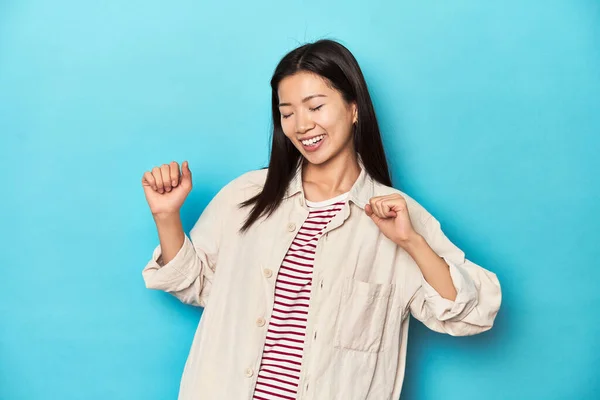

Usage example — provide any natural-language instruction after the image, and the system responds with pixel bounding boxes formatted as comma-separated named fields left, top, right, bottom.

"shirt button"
left=287, top=222, right=296, bottom=232
left=245, top=367, right=254, bottom=378
left=320, top=280, right=324, bottom=289
left=256, top=317, right=266, bottom=327
left=263, top=269, right=273, bottom=278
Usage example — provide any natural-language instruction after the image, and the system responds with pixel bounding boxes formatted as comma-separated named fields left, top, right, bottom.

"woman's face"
left=277, top=72, right=357, bottom=166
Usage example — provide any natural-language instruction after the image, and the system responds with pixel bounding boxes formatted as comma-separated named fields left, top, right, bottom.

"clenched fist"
left=142, top=161, right=193, bottom=216
left=365, top=194, right=420, bottom=248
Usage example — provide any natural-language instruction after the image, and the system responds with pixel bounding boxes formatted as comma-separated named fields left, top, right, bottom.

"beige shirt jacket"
left=142, top=164, right=502, bottom=400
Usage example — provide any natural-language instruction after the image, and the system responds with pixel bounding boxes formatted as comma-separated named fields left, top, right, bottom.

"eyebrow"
left=278, top=94, right=327, bottom=107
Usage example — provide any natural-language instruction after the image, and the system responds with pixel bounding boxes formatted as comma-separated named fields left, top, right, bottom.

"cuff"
left=421, top=258, right=479, bottom=322
left=148, top=234, right=197, bottom=278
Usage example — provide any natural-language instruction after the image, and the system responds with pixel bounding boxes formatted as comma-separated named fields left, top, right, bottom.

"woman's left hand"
left=365, top=194, right=420, bottom=248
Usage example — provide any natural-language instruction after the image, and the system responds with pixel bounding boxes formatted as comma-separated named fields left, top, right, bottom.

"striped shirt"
left=251, top=193, right=348, bottom=400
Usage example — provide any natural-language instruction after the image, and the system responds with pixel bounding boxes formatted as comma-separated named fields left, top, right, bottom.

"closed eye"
left=281, top=104, right=323, bottom=119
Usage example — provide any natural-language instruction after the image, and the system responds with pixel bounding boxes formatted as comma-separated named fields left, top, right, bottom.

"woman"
left=141, top=40, right=501, bottom=400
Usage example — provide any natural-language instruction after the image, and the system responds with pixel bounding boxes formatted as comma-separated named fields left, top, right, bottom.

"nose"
left=295, top=111, right=315, bottom=135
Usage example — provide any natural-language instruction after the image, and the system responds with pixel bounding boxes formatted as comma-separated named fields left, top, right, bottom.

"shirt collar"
left=284, top=158, right=375, bottom=209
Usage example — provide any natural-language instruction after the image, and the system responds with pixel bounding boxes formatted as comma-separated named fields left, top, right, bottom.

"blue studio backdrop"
left=1, top=1, right=599, bottom=399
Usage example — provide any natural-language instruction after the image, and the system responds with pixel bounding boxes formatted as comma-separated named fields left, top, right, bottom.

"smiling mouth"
left=300, top=134, right=326, bottom=146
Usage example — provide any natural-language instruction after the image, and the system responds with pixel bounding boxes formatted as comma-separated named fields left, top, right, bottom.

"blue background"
left=1, top=1, right=599, bottom=399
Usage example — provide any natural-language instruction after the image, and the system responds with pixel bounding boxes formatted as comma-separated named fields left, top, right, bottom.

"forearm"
left=153, top=212, right=185, bottom=265
left=400, top=233, right=457, bottom=301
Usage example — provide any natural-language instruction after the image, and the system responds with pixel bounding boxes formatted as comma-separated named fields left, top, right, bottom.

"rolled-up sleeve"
left=142, top=184, right=231, bottom=308
left=407, top=215, right=502, bottom=336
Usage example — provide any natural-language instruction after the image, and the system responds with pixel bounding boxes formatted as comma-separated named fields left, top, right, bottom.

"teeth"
left=302, top=135, right=325, bottom=146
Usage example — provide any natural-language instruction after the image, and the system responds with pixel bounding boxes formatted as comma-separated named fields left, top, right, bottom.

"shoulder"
left=226, top=168, right=268, bottom=192
left=216, top=168, right=268, bottom=204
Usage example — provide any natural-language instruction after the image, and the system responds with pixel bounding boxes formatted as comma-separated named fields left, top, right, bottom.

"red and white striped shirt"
left=252, top=193, right=348, bottom=400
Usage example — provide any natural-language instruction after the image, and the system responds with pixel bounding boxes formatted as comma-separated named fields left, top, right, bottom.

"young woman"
left=141, top=40, right=501, bottom=400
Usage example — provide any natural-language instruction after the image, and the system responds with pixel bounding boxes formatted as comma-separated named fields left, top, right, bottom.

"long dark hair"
left=240, top=39, right=391, bottom=232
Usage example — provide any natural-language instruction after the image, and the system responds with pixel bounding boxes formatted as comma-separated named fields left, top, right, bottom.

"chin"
left=302, top=152, right=333, bottom=166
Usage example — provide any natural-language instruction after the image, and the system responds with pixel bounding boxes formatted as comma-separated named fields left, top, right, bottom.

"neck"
left=302, top=149, right=361, bottom=201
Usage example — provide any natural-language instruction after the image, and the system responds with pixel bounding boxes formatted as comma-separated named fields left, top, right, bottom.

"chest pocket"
left=333, top=277, right=395, bottom=353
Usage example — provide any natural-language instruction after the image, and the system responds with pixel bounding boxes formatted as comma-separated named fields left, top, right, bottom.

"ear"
left=352, top=102, right=358, bottom=124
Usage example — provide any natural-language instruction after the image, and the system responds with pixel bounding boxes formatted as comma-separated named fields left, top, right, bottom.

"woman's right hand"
left=142, top=161, right=193, bottom=216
